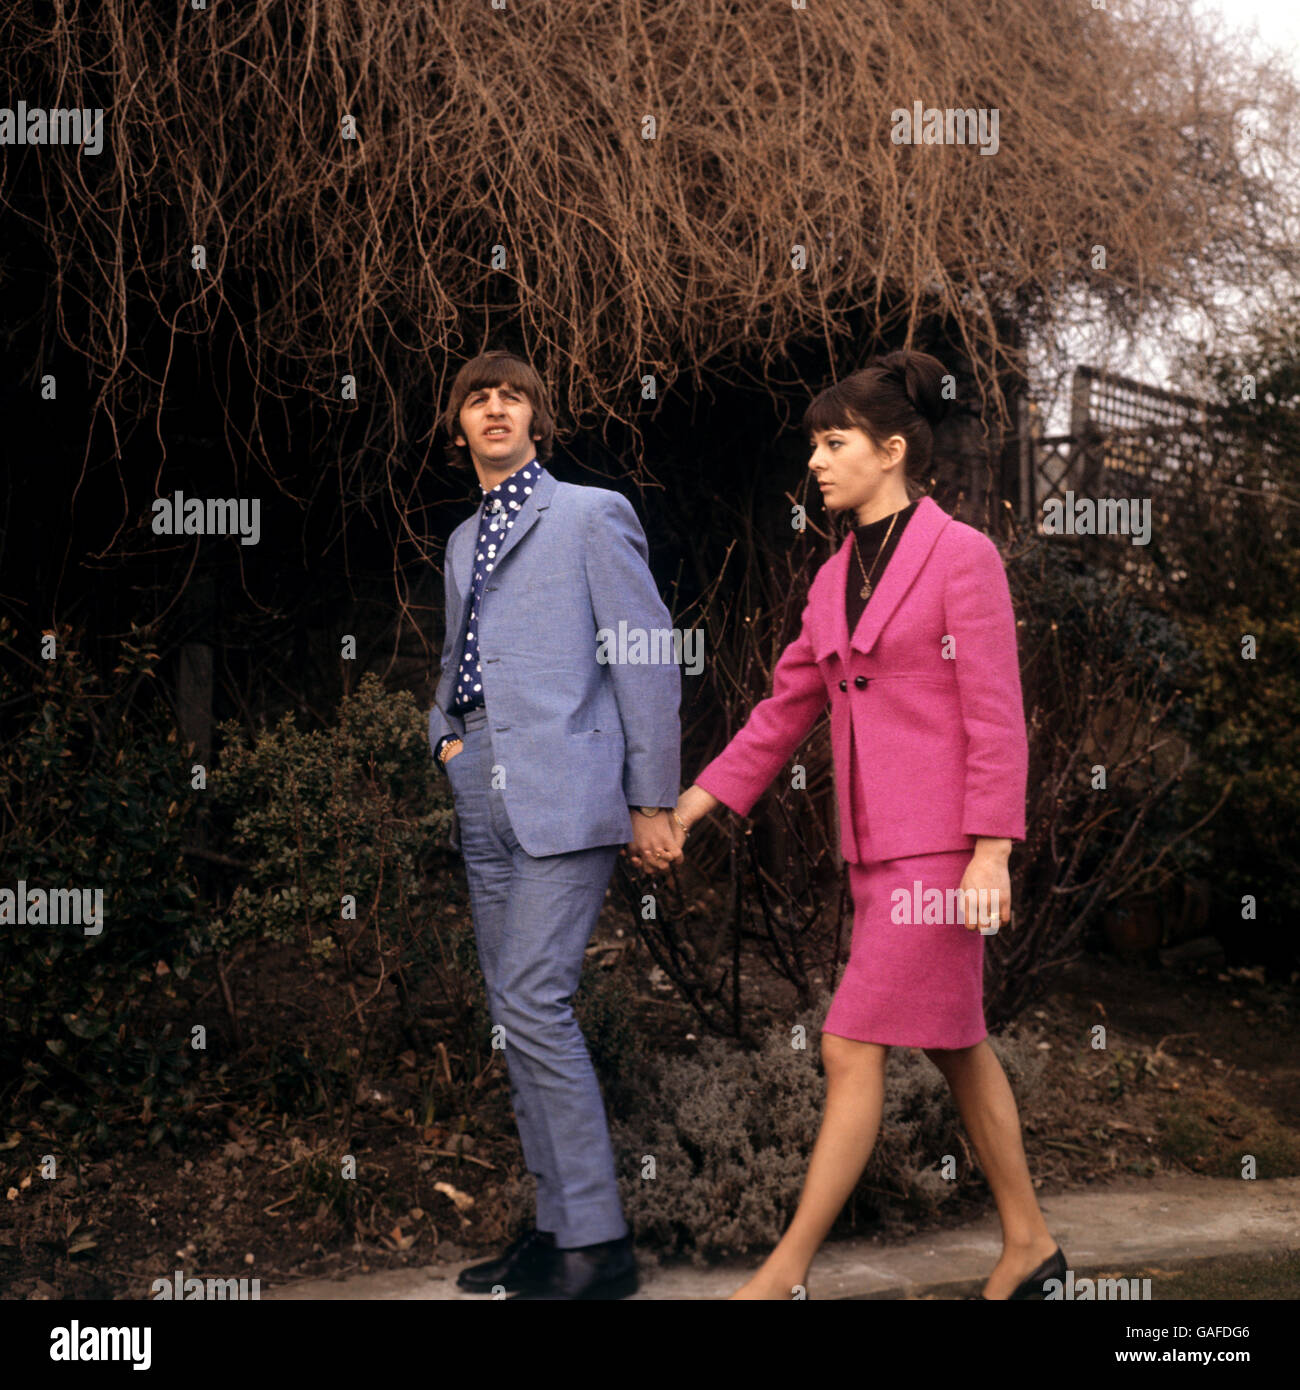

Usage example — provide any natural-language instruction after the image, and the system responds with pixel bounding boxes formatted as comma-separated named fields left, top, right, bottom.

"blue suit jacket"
left=429, top=470, right=681, bottom=857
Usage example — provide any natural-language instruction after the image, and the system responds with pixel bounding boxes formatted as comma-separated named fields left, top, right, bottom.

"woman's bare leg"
left=924, top=1040, right=1058, bottom=1299
left=730, top=1034, right=888, bottom=1299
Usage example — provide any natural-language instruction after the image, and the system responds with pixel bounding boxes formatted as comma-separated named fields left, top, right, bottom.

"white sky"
left=1032, top=0, right=1299, bottom=431
left=1195, top=0, right=1300, bottom=63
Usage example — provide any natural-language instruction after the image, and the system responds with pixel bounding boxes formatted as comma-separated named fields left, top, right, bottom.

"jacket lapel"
left=450, top=517, right=477, bottom=608
left=489, top=467, right=555, bottom=570
left=449, top=466, right=557, bottom=601
left=811, top=539, right=853, bottom=663
left=847, top=495, right=949, bottom=656
left=812, top=496, right=950, bottom=662
left=441, top=470, right=552, bottom=687
left=439, top=521, right=475, bottom=690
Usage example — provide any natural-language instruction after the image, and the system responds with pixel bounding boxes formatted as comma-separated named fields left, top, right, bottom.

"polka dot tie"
left=449, top=459, right=543, bottom=715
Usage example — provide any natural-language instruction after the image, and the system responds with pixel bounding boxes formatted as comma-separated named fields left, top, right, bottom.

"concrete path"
left=266, top=1174, right=1300, bottom=1300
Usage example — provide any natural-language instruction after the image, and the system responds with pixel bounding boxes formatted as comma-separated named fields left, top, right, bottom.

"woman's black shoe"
left=456, top=1227, right=556, bottom=1294
left=1010, top=1246, right=1067, bottom=1299
left=968, top=1245, right=1068, bottom=1300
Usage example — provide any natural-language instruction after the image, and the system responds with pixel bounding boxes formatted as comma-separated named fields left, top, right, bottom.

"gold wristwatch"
left=634, top=806, right=662, bottom=817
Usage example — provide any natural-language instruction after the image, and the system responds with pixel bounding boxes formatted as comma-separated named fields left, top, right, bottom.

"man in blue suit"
left=429, top=350, right=682, bottom=1299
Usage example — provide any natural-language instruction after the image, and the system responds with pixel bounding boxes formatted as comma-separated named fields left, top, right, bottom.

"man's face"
left=455, top=382, right=538, bottom=484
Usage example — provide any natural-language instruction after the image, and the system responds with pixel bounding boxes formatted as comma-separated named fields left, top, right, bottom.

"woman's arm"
left=690, top=585, right=830, bottom=819
left=675, top=783, right=719, bottom=830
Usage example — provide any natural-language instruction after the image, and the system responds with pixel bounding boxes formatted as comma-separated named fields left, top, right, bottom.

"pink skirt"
left=821, top=849, right=989, bottom=1049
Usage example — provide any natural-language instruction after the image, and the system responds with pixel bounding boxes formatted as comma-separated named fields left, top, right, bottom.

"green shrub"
left=194, top=673, right=468, bottom=1134
left=0, top=620, right=200, bottom=1145
left=206, top=672, right=453, bottom=953
left=1173, top=547, right=1300, bottom=965
left=573, top=960, right=648, bottom=1105
left=1161, top=323, right=1300, bottom=971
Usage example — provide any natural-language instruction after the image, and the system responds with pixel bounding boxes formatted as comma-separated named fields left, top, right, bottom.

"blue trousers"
left=443, top=706, right=628, bottom=1248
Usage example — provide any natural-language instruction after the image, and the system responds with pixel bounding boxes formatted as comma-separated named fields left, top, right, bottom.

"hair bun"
left=872, top=349, right=953, bottom=428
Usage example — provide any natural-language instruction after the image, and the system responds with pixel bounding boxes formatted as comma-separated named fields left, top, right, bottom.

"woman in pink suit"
left=663, top=351, right=1065, bottom=1300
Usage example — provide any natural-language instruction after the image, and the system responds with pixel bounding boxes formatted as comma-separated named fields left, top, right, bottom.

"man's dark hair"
left=441, top=350, right=556, bottom=471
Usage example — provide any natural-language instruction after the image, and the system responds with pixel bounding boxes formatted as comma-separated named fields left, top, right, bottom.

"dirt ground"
left=2, top=921, right=1296, bottom=1300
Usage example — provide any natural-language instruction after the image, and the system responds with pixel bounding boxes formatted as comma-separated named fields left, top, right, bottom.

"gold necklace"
left=850, top=510, right=900, bottom=600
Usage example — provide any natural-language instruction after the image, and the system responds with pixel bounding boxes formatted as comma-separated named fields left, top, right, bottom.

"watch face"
left=639, top=806, right=659, bottom=816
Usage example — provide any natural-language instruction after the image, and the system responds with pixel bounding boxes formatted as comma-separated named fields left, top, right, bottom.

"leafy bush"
left=573, top=962, right=648, bottom=1106
left=206, top=672, right=453, bottom=954
left=1173, top=543, right=1300, bottom=970
left=193, top=673, right=469, bottom=1136
left=0, top=620, right=200, bottom=1145
left=1157, top=324, right=1300, bottom=972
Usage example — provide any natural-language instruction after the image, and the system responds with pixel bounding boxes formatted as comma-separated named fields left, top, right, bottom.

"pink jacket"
left=695, top=496, right=1028, bottom=863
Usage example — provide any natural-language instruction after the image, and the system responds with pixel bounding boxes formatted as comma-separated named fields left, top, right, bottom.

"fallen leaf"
left=433, top=1181, right=474, bottom=1212
left=383, top=1224, right=416, bottom=1252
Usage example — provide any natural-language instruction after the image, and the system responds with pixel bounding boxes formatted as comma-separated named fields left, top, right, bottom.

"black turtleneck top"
left=845, top=498, right=920, bottom=637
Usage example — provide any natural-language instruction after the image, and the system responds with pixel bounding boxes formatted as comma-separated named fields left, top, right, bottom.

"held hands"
left=621, top=785, right=719, bottom=873
left=623, top=807, right=686, bottom=872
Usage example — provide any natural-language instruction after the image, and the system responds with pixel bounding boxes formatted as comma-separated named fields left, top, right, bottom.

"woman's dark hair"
left=802, top=349, right=954, bottom=500
left=441, top=349, right=556, bottom=471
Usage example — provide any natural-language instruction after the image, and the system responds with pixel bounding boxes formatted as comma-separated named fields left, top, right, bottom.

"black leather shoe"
left=456, top=1226, right=556, bottom=1294
left=507, top=1233, right=638, bottom=1300
left=967, top=1246, right=1068, bottom=1300
left=1009, top=1246, right=1067, bottom=1299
